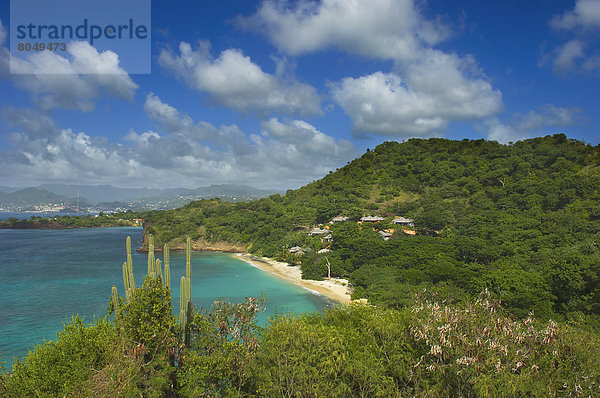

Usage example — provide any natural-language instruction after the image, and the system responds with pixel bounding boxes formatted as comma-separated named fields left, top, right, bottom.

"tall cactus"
left=111, top=285, right=120, bottom=315
left=147, top=234, right=155, bottom=278
left=186, top=237, right=192, bottom=306
left=122, top=261, right=133, bottom=303
left=179, top=238, right=193, bottom=345
left=179, top=276, right=188, bottom=339
left=126, top=236, right=135, bottom=288
left=163, top=243, right=170, bottom=290
left=186, top=237, right=191, bottom=281
left=122, top=261, right=128, bottom=296
left=186, top=276, right=191, bottom=306
left=156, top=259, right=163, bottom=281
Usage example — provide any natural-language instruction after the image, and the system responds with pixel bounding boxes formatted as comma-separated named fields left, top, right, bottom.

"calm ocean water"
left=0, top=227, right=332, bottom=367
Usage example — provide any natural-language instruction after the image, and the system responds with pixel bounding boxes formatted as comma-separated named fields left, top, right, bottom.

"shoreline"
left=0, top=223, right=139, bottom=230
left=234, top=253, right=353, bottom=305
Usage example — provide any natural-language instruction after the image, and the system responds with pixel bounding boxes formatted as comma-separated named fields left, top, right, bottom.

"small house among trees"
left=330, top=216, right=349, bottom=223
left=392, top=217, right=414, bottom=226
left=289, top=246, right=306, bottom=255
left=360, top=216, right=385, bottom=223
left=379, top=231, right=392, bottom=240
left=309, top=227, right=329, bottom=236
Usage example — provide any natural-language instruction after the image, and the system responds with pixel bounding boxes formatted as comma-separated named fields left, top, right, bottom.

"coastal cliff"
left=139, top=226, right=247, bottom=253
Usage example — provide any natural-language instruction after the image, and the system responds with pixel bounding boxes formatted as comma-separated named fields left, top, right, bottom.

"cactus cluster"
left=113, top=234, right=193, bottom=344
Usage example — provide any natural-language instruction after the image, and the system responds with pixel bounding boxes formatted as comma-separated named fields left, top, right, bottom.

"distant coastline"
left=0, top=211, right=88, bottom=221
left=0, top=212, right=143, bottom=229
left=0, top=222, right=139, bottom=230
left=0, top=221, right=76, bottom=230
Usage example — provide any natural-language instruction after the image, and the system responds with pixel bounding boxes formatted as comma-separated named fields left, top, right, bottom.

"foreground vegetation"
left=143, top=135, right=600, bottom=327
left=2, top=274, right=599, bottom=396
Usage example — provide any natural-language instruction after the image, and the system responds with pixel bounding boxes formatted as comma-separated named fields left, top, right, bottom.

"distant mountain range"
left=0, top=186, right=19, bottom=193
left=0, top=188, right=69, bottom=207
left=0, top=184, right=280, bottom=212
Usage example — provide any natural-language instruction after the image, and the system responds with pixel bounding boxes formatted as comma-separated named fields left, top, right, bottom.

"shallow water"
left=0, top=227, right=332, bottom=367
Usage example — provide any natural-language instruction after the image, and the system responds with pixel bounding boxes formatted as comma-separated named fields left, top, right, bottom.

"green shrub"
left=250, top=305, right=412, bottom=397
left=117, top=276, right=177, bottom=397
left=3, top=317, right=116, bottom=398
left=177, top=297, right=265, bottom=397
left=408, top=290, right=600, bottom=396
left=118, top=276, right=176, bottom=357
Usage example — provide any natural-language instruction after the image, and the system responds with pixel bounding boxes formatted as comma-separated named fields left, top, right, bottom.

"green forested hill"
left=144, top=135, right=600, bottom=324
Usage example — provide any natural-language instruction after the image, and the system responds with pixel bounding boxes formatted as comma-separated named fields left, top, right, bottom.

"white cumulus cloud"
left=486, top=105, right=583, bottom=144
left=1, top=107, right=60, bottom=138
left=550, top=0, right=600, bottom=30
left=552, top=39, right=586, bottom=74
left=0, top=20, right=6, bottom=47
left=158, top=41, right=321, bottom=116
left=486, top=118, right=527, bottom=145
left=142, top=94, right=355, bottom=183
left=143, top=92, right=254, bottom=156
left=10, top=42, right=137, bottom=111
left=259, top=118, right=356, bottom=160
left=238, top=0, right=450, bottom=59
left=547, top=1, right=600, bottom=76
left=331, top=51, right=503, bottom=137
left=0, top=25, right=137, bottom=112
left=241, top=1, right=503, bottom=137
left=0, top=99, right=356, bottom=189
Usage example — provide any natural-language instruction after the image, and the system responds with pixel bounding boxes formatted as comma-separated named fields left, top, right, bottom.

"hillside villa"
left=330, top=216, right=349, bottom=223
left=392, top=217, right=414, bottom=226
left=360, top=216, right=385, bottom=223
left=309, top=227, right=330, bottom=236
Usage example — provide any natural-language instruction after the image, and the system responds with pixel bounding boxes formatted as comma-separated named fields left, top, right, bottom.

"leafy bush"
left=116, top=276, right=178, bottom=397
left=250, top=305, right=412, bottom=397
left=118, top=276, right=176, bottom=356
left=249, top=293, right=600, bottom=397
left=408, top=290, right=600, bottom=396
left=3, top=317, right=116, bottom=398
left=177, top=297, right=265, bottom=397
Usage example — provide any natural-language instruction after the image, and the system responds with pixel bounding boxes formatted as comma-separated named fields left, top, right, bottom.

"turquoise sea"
left=0, top=227, right=332, bottom=367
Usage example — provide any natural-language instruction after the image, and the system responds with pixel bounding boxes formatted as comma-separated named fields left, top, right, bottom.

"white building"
left=360, top=216, right=385, bottom=222
left=392, top=217, right=414, bottom=226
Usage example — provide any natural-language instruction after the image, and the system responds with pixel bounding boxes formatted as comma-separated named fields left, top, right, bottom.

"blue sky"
left=0, top=0, right=599, bottom=190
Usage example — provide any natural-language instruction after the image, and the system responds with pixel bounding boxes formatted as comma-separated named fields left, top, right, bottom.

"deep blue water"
left=0, top=227, right=332, bottom=368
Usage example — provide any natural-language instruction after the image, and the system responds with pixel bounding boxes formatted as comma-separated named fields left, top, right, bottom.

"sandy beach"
left=235, top=253, right=353, bottom=304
